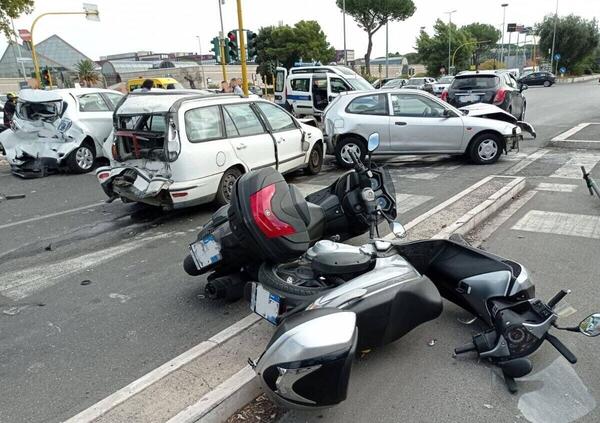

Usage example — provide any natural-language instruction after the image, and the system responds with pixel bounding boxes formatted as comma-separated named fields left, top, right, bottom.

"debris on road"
left=225, top=394, right=285, bottom=423
left=80, top=280, right=92, bottom=286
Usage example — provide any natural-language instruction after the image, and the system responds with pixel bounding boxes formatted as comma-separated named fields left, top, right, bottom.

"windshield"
left=406, top=78, right=425, bottom=85
left=16, top=100, right=64, bottom=122
left=166, top=82, right=185, bottom=89
left=347, top=76, right=375, bottom=91
left=438, top=76, right=454, bottom=84
left=382, top=79, right=402, bottom=88
left=337, top=66, right=359, bottom=76
left=452, top=75, right=499, bottom=90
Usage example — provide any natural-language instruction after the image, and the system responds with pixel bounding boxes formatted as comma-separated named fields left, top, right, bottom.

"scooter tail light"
left=493, top=88, right=506, bottom=105
left=250, top=184, right=296, bottom=239
left=440, top=89, right=449, bottom=102
left=98, top=171, right=110, bottom=181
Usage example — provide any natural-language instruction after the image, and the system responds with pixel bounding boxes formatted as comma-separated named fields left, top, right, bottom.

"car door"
left=288, top=76, right=313, bottom=116
left=343, top=93, right=391, bottom=151
left=274, top=67, right=288, bottom=107
left=388, top=92, right=464, bottom=153
left=255, top=102, right=304, bottom=172
left=504, top=74, right=523, bottom=117
left=327, top=75, right=352, bottom=106
left=76, top=92, right=114, bottom=143
left=222, top=103, right=276, bottom=170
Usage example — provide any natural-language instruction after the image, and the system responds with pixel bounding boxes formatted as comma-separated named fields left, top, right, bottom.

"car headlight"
left=512, top=126, right=522, bottom=135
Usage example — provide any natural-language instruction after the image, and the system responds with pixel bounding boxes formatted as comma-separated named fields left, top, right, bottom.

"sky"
left=1, top=0, right=599, bottom=61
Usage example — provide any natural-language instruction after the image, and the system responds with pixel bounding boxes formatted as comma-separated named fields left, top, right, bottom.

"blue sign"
left=554, top=53, right=561, bottom=61
left=559, top=67, right=566, bottom=74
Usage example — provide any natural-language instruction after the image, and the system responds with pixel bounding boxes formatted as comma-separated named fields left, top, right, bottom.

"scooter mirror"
left=579, top=313, right=600, bottom=337
left=390, top=221, right=407, bottom=239
left=367, top=133, right=380, bottom=152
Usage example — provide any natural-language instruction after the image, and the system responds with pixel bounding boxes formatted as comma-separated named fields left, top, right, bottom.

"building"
left=0, top=34, right=92, bottom=80
left=335, top=49, right=355, bottom=63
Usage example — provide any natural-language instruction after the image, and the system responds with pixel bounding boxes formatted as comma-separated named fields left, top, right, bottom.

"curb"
left=198, top=175, right=527, bottom=423
left=555, top=74, right=600, bottom=84
left=550, top=122, right=600, bottom=150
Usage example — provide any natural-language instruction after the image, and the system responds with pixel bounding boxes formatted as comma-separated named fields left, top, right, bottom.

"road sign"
left=18, top=29, right=31, bottom=41
left=83, top=3, right=100, bottom=21
left=554, top=53, right=561, bottom=61
left=559, top=67, right=566, bottom=74
left=16, top=57, right=32, bottom=62
left=507, top=23, right=517, bottom=32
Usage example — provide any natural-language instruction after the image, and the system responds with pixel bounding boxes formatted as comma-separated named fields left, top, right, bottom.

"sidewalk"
left=555, top=74, right=600, bottom=84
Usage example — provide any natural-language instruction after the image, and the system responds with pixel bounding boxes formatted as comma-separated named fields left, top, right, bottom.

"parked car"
left=323, top=89, right=522, bottom=166
left=432, top=76, right=454, bottom=96
left=402, top=77, right=436, bottom=93
left=127, top=77, right=184, bottom=92
left=372, top=78, right=395, bottom=89
left=519, top=71, right=555, bottom=87
left=97, top=91, right=325, bottom=209
left=0, top=88, right=124, bottom=178
left=249, top=85, right=264, bottom=96
left=381, top=78, right=407, bottom=89
left=442, top=71, right=527, bottom=120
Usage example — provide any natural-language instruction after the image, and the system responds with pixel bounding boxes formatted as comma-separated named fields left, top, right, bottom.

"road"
left=0, top=81, right=598, bottom=423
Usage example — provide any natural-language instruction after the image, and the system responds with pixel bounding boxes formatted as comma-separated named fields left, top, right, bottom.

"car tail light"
left=250, top=184, right=296, bottom=239
left=440, top=89, right=449, bottom=102
left=171, top=192, right=188, bottom=198
left=493, top=88, right=507, bottom=105
left=97, top=171, right=110, bottom=181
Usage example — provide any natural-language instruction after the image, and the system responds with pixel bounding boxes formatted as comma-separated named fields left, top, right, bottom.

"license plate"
left=189, top=234, right=222, bottom=270
left=459, top=95, right=480, bottom=103
left=250, top=283, right=282, bottom=325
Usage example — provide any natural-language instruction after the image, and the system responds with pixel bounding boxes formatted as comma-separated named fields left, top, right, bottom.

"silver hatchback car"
left=323, top=89, right=522, bottom=167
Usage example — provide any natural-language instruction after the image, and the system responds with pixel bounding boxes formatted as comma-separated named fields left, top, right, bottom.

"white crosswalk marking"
left=536, top=183, right=578, bottom=192
left=396, top=193, right=433, bottom=214
left=512, top=210, right=600, bottom=240
left=550, top=153, right=600, bottom=179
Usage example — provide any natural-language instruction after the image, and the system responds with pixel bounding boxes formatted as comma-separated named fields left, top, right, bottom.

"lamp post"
left=385, top=21, right=389, bottom=78
left=550, top=0, right=559, bottom=72
left=445, top=10, right=457, bottom=74
left=342, top=0, right=347, bottom=65
left=217, top=0, right=227, bottom=81
left=30, top=4, right=100, bottom=85
left=500, top=3, right=508, bottom=64
left=196, top=36, right=207, bottom=88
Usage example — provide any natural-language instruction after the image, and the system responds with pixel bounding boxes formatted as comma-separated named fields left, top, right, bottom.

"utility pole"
left=445, top=10, right=457, bottom=74
left=235, top=0, right=248, bottom=96
left=550, top=0, right=559, bottom=72
left=342, top=0, right=347, bottom=65
left=385, top=21, right=389, bottom=78
left=196, top=36, right=206, bottom=88
left=501, top=3, right=508, bottom=64
left=218, top=0, right=228, bottom=81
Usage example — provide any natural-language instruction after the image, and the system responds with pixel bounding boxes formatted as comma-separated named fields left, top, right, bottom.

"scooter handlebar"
left=546, top=333, right=577, bottom=364
left=454, top=342, right=477, bottom=355
left=547, top=289, right=570, bottom=309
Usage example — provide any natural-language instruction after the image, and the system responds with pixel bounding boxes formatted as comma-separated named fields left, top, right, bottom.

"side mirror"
left=520, top=83, right=528, bottom=92
left=390, top=221, right=407, bottom=239
left=443, top=109, right=457, bottom=118
left=367, top=133, right=380, bottom=152
left=579, top=313, right=600, bottom=337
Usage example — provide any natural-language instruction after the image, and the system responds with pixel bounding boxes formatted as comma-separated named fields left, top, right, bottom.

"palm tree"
left=76, top=59, right=100, bottom=87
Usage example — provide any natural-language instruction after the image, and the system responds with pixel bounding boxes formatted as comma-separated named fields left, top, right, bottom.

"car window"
left=185, top=105, right=223, bottom=142
left=290, top=78, right=310, bottom=92
left=330, top=77, right=351, bottom=94
left=78, top=93, right=111, bottom=112
left=222, top=108, right=239, bottom=137
left=104, top=92, right=124, bottom=108
left=256, top=102, right=297, bottom=132
left=312, top=78, right=327, bottom=90
left=391, top=94, right=446, bottom=118
left=505, top=74, right=517, bottom=88
left=452, top=76, right=499, bottom=90
left=345, top=94, right=388, bottom=115
left=223, top=103, right=266, bottom=137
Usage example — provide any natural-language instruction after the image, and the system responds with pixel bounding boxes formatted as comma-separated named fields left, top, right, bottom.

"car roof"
left=116, top=91, right=260, bottom=114
left=17, top=88, right=123, bottom=103
left=455, top=71, right=500, bottom=78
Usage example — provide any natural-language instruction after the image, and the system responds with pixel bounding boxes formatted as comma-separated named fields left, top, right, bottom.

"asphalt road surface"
left=0, top=80, right=598, bottom=423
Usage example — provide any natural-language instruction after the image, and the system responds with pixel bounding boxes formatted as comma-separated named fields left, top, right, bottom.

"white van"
left=274, top=65, right=373, bottom=118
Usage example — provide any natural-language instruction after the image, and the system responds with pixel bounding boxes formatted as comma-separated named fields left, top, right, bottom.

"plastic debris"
left=428, top=339, right=437, bottom=346
left=80, top=280, right=92, bottom=286
left=483, top=404, right=494, bottom=409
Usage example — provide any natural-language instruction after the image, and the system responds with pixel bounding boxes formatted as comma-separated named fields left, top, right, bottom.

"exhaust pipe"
left=205, top=275, right=245, bottom=302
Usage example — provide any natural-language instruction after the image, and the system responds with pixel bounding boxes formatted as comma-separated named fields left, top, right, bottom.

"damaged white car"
left=0, top=88, right=124, bottom=178
left=97, top=90, right=325, bottom=209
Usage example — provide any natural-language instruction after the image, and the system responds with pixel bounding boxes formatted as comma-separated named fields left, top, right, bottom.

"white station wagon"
left=97, top=91, right=325, bottom=209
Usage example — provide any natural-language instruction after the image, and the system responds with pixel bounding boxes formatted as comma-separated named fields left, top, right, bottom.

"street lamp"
left=30, top=3, right=100, bottom=86
left=550, top=0, right=559, bottom=72
left=500, top=3, right=508, bottom=64
left=444, top=10, right=457, bottom=75
left=217, top=0, right=227, bottom=81
left=342, top=0, right=347, bottom=66
left=196, top=36, right=206, bottom=89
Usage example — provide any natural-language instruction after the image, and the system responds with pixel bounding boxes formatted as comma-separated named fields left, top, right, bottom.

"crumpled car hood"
left=458, top=103, right=536, bottom=138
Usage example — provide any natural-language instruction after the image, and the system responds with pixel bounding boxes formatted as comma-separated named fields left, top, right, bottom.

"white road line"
left=550, top=153, right=600, bottom=179
left=401, top=172, right=439, bottom=180
left=504, top=149, right=549, bottom=175
left=396, top=193, right=433, bottom=214
left=65, top=314, right=261, bottom=423
left=512, top=210, right=600, bottom=240
left=0, top=233, right=170, bottom=300
left=536, top=182, right=578, bottom=192
left=0, top=202, right=104, bottom=231
left=551, top=122, right=592, bottom=141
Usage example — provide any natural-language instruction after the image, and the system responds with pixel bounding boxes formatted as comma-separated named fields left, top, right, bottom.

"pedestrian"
left=220, top=80, right=231, bottom=93
left=139, top=79, right=154, bottom=92
left=3, top=92, right=17, bottom=127
left=231, top=78, right=244, bottom=96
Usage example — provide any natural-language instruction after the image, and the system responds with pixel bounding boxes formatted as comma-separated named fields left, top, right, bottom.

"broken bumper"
left=98, top=166, right=173, bottom=207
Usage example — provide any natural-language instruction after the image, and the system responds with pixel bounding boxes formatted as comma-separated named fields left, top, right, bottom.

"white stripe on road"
left=396, top=193, right=433, bottom=214
left=0, top=233, right=170, bottom=300
left=551, top=122, right=592, bottom=141
left=401, top=172, right=439, bottom=180
left=536, top=182, right=578, bottom=192
left=550, top=153, right=600, bottom=179
left=0, top=202, right=104, bottom=231
left=504, top=149, right=549, bottom=175
left=512, top=210, right=600, bottom=240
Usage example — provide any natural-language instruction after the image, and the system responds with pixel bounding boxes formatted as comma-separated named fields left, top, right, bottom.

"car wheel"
left=468, top=133, right=503, bottom=164
left=543, top=80, right=551, bottom=87
left=305, top=143, right=323, bottom=175
left=215, top=167, right=242, bottom=206
left=67, top=142, right=96, bottom=173
left=334, top=137, right=366, bottom=169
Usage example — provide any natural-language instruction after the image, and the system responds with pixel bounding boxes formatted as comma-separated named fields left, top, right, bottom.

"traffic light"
left=246, top=30, right=257, bottom=60
left=41, top=67, right=51, bottom=87
left=210, top=36, right=221, bottom=63
left=227, top=30, right=239, bottom=63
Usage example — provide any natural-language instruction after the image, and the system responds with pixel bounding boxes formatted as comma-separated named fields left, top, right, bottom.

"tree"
left=537, top=14, right=599, bottom=74
left=0, top=0, right=33, bottom=39
left=403, top=51, right=421, bottom=64
left=255, top=21, right=336, bottom=78
left=416, top=19, right=472, bottom=76
left=76, top=59, right=99, bottom=87
left=337, top=0, right=415, bottom=75
left=462, top=23, right=501, bottom=69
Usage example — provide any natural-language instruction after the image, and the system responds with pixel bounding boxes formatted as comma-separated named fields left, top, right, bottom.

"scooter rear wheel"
left=258, top=262, right=329, bottom=297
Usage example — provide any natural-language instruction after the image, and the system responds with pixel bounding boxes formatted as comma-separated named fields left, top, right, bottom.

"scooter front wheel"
left=258, top=262, right=330, bottom=297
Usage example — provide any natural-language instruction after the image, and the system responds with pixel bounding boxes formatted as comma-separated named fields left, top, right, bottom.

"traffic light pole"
left=235, top=0, right=248, bottom=96
left=217, top=0, right=227, bottom=81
